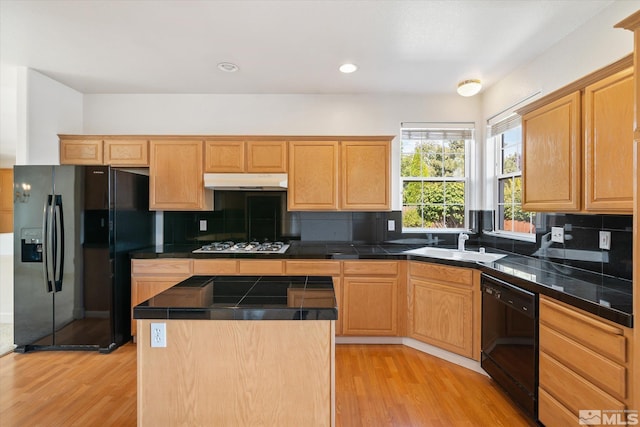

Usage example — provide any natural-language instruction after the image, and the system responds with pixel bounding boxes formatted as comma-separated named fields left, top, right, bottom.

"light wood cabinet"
left=407, top=262, right=480, bottom=360
left=104, top=139, right=149, bottom=166
left=288, top=138, right=392, bottom=211
left=288, top=140, right=339, bottom=210
left=130, top=259, right=193, bottom=337
left=0, top=168, right=13, bottom=233
left=522, top=92, right=581, bottom=212
left=340, top=140, right=390, bottom=210
left=342, top=261, right=399, bottom=336
left=149, top=140, right=213, bottom=210
left=538, top=296, right=633, bottom=426
left=520, top=60, right=634, bottom=213
left=60, top=137, right=149, bottom=166
left=204, top=139, right=287, bottom=173
left=584, top=68, right=634, bottom=212
left=60, top=138, right=103, bottom=165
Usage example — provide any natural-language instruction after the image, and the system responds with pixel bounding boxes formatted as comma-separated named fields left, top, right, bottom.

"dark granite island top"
left=134, top=275, right=338, bottom=321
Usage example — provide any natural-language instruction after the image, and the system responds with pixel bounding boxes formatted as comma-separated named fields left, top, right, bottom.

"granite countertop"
left=133, top=275, right=337, bottom=321
left=130, top=241, right=633, bottom=327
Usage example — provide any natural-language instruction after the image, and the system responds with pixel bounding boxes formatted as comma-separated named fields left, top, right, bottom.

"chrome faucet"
left=458, top=233, right=469, bottom=252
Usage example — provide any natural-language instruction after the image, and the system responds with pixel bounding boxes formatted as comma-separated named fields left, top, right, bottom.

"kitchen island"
left=134, top=275, right=337, bottom=427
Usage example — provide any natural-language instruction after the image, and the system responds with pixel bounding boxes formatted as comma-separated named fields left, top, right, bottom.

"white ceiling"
left=0, top=0, right=617, bottom=95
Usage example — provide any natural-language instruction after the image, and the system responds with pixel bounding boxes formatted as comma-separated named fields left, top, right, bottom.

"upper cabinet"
left=288, top=137, right=392, bottom=211
left=204, top=139, right=287, bottom=173
left=149, top=140, right=213, bottom=211
left=584, top=68, right=634, bottom=212
left=519, top=57, right=634, bottom=214
left=60, top=136, right=149, bottom=166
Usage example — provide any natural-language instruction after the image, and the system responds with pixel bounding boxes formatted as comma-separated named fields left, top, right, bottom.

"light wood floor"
left=0, top=343, right=533, bottom=426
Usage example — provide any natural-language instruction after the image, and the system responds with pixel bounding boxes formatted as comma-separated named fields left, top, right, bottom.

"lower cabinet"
left=538, top=296, right=632, bottom=427
left=341, top=261, right=401, bottom=336
left=130, top=259, right=193, bottom=337
left=407, top=262, right=480, bottom=360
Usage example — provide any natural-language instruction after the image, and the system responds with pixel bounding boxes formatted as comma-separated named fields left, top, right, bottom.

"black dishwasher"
left=481, top=273, right=538, bottom=419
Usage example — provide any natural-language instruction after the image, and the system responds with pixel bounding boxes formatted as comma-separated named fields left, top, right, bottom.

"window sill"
left=483, top=230, right=536, bottom=243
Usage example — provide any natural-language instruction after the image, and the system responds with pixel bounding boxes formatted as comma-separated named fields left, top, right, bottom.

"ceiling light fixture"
left=339, top=63, right=358, bottom=73
left=217, top=62, right=239, bottom=73
left=457, top=79, right=482, bottom=97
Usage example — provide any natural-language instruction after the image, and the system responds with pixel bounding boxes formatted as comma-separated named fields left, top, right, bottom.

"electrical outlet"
left=551, top=227, right=564, bottom=243
left=387, top=220, right=395, bottom=232
left=151, top=322, right=166, bottom=348
left=599, top=231, right=611, bottom=250
left=199, top=220, right=207, bottom=232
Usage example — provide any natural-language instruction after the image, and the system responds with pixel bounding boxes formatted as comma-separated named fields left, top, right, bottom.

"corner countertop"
left=133, top=275, right=337, bottom=321
left=130, top=241, right=633, bottom=327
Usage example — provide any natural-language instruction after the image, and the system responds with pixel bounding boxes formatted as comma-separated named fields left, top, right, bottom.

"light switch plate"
left=387, top=220, right=395, bottom=231
left=599, top=231, right=611, bottom=250
left=199, top=220, right=207, bottom=231
left=551, top=227, right=564, bottom=243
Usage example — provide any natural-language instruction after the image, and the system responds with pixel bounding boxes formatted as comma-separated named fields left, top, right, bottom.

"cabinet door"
left=150, top=140, right=212, bottom=210
left=204, top=141, right=245, bottom=172
left=0, top=168, right=13, bottom=233
left=342, top=277, right=398, bottom=336
left=522, top=92, right=581, bottom=211
left=288, top=141, right=339, bottom=210
left=59, top=139, right=103, bottom=165
left=408, top=278, right=474, bottom=358
left=340, top=140, right=390, bottom=210
left=247, top=140, right=287, bottom=172
left=584, top=68, right=634, bottom=212
left=104, top=139, right=149, bottom=166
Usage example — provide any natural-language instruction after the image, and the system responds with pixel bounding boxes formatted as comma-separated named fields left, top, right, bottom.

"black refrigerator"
left=13, top=165, right=154, bottom=353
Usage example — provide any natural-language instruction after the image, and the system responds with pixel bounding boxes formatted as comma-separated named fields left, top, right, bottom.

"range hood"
left=204, top=173, right=288, bottom=191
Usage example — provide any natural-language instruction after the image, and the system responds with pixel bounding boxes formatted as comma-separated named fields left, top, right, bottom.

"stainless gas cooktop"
left=192, top=241, right=290, bottom=254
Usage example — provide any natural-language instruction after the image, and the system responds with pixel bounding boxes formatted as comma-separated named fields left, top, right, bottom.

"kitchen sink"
left=403, top=247, right=506, bottom=263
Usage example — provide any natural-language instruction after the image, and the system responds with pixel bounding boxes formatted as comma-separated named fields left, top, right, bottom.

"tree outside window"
left=401, top=126, right=471, bottom=230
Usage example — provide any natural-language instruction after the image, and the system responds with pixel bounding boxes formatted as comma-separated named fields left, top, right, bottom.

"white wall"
left=0, top=69, right=83, bottom=324
left=83, top=93, right=484, bottom=211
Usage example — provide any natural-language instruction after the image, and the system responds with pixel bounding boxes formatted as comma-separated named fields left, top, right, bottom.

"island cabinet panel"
left=104, top=139, right=149, bottom=166
left=137, top=319, right=335, bottom=427
left=522, top=92, right=582, bottom=212
left=59, top=138, right=103, bottom=165
left=538, top=296, right=633, bottom=426
left=149, top=140, right=213, bottom=211
left=340, top=140, right=390, bottom=211
left=584, top=68, right=634, bottom=212
left=288, top=140, right=339, bottom=210
left=407, top=262, right=480, bottom=360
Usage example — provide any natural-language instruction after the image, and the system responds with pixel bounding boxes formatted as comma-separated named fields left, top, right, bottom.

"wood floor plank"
left=0, top=343, right=533, bottom=426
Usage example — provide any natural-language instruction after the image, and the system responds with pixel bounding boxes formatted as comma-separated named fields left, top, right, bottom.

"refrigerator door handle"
left=53, top=195, right=65, bottom=292
left=42, top=195, right=55, bottom=293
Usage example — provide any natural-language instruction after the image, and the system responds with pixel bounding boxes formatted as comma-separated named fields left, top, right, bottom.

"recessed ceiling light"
left=457, top=79, right=482, bottom=97
left=339, top=63, right=358, bottom=73
left=217, top=62, right=239, bottom=73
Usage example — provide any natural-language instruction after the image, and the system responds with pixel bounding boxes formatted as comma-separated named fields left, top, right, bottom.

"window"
left=400, top=124, right=472, bottom=231
left=492, top=116, right=536, bottom=235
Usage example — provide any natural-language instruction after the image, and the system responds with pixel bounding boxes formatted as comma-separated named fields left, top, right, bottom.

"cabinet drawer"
left=540, top=324, right=626, bottom=400
left=238, top=260, right=283, bottom=275
left=132, top=259, right=193, bottom=275
left=150, top=284, right=213, bottom=307
left=538, top=387, right=578, bottom=427
left=540, top=296, right=626, bottom=363
left=193, top=259, right=238, bottom=275
left=285, top=260, right=341, bottom=276
left=409, top=262, right=473, bottom=286
left=343, top=261, right=398, bottom=276
left=539, top=351, right=625, bottom=413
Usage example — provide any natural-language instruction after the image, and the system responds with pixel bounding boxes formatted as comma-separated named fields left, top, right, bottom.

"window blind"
left=401, top=123, right=474, bottom=141
left=488, top=114, right=521, bottom=137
